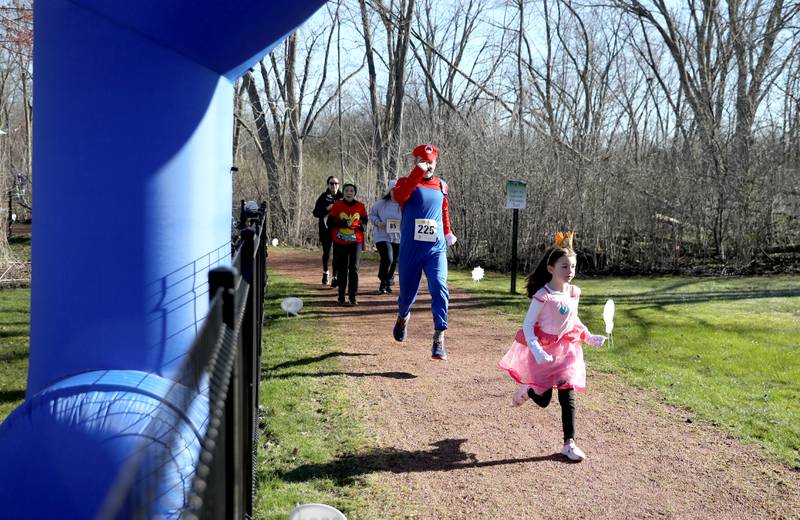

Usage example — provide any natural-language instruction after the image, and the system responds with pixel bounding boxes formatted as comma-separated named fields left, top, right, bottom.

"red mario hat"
left=412, top=143, right=438, bottom=162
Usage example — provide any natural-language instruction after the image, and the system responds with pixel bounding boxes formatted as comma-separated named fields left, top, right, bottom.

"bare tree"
left=0, top=0, right=32, bottom=264
left=613, top=0, right=800, bottom=259
left=358, top=0, right=416, bottom=191
left=194, top=0, right=800, bottom=271
left=409, top=0, right=491, bottom=121
left=242, top=4, right=363, bottom=239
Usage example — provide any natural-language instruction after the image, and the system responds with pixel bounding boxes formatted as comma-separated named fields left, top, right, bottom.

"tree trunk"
left=386, top=0, right=415, bottom=179
left=358, top=0, right=387, bottom=189
left=359, top=0, right=415, bottom=189
left=284, top=34, right=304, bottom=241
left=243, top=71, right=285, bottom=237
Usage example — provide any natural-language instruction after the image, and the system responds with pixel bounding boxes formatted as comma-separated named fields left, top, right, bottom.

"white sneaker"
left=561, top=439, right=586, bottom=461
left=512, top=385, right=531, bottom=406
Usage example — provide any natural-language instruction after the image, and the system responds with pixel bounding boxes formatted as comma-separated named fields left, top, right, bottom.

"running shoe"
left=561, top=439, right=586, bottom=461
left=431, top=339, right=447, bottom=360
left=393, top=314, right=408, bottom=342
left=512, top=385, right=531, bottom=406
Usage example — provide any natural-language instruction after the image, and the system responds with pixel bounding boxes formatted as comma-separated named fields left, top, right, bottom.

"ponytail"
left=525, top=247, right=576, bottom=298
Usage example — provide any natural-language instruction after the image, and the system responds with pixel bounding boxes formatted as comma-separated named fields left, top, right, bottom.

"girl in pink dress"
left=498, top=236, right=606, bottom=461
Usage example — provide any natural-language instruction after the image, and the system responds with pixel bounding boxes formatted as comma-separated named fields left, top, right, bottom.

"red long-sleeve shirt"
left=392, top=164, right=452, bottom=235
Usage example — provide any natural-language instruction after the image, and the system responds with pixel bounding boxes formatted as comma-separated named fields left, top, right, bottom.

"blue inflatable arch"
left=0, top=1, right=326, bottom=516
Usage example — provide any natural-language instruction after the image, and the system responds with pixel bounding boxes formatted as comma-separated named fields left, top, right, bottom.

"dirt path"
left=269, top=248, right=799, bottom=519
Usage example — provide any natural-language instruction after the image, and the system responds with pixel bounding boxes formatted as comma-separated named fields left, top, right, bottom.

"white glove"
left=586, top=334, right=607, bottom=347
left=416, top=161, right=429, bottom=172
left=528, top=339, right=553, bottom=364
left=445, top=233, right=457, bottom=246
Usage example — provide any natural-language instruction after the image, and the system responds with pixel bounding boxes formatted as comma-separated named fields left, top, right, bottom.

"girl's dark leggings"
left=527, top=387, right=576, bottom=441
left=333, top=242, right=361, bottom=300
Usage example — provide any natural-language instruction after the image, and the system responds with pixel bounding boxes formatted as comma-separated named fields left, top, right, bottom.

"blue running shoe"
left=431, top=338, right=447, bottom=360
left=393, top=314, right=408, bottom=342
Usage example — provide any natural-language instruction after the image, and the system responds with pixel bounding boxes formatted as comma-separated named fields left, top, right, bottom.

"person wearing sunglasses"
left=312, top=176, right=343, bottom=285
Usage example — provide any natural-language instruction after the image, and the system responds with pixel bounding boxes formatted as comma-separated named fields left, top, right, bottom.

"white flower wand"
left=602, top=299, right=615, bottom=349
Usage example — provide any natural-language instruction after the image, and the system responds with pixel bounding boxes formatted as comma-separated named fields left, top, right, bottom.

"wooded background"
left=0, top=0, right=32, bottom=271
left=2, top=0, right=799, bottom=274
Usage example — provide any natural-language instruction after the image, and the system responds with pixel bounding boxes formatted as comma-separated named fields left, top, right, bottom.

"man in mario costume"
left=391, top=143, right=457, bottom=360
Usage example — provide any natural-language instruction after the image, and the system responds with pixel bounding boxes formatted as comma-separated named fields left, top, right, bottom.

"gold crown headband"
left=554, top=231, right=574, bottom=249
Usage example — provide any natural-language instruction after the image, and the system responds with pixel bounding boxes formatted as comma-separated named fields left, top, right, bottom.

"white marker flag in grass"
left=289, top=503, right=346, bottom=520
left=603, top=299, right=615, bottom=349
left=271, top=238, right=279, bottom=247
left=280, top=297, right=303, bottom=316
left=471, top=266, right=485, bottom=283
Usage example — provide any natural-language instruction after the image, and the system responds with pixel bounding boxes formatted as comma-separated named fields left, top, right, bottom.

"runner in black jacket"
left=312, top=176, right=343, bottom=285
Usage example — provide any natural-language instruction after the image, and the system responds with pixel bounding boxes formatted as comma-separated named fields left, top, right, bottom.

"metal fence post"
left=98, top=208, right=271, bottom=519
left=238, top=228, right=257, bottom=516
left=203, top=268, right=238, bottom=520
left=210, top=268, right=236, bottom=329
left=227, top=322, right=244, bottom=520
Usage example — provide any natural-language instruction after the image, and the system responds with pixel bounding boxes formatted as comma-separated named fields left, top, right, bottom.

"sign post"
left=505, top=180, right=527, bottom=294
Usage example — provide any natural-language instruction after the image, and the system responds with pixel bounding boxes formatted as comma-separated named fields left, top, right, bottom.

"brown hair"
left=525, top=247, right=576, bottom=298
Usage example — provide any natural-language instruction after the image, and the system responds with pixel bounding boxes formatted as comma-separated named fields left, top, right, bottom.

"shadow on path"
left=0, top=349, right=28, bottom=363
left=280, top=438, right=573, bottom=485
left=581, top=288, right=800, bottom=307
left=0, top=328, right=29, bottom=339
left=0, top=389, right=25, bottom=405
left=263, top=350, right=413, bottom=380
left=268, top=351, right=375, bottom=371
left=263, top=370, right=416, bottom=381
left=287, top=291, right=507, bottom=320
left=294, top=287, right=800, bottom=321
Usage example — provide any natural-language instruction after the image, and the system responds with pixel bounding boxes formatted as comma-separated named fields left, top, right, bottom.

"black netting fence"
left=99, top=202, right=268, bottom=519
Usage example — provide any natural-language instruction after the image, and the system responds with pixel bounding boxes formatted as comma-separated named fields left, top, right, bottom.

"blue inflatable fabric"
left=0, top=370, right=209, bottom=518
left=0, top=0, right=327, bottom=516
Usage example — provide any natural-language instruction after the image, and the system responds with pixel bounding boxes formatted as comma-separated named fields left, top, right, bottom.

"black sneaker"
left=330, top=277, right=338, bottom=288
left=392, top=315, right=408, bottom=342
left=349, top=299, right=358, bottom=306
left=378, top=282, right=387, bottom=294
left=322, top=272, right=329, bottom=285
left=337, top=296, right=346, bottom=305
left=385, top=285, right=393, bottom=294
left=431, top=339, right=447, bottom=360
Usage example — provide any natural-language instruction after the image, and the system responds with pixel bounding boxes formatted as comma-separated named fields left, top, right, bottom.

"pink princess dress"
left=498, top=284, right=591, bottom=392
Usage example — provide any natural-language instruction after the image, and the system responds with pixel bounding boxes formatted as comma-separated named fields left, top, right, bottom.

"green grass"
left=1, top=235, right=35, bottom=420
left=450, top=268, right=800, bottom=468
left=0, top=257, right=378, bottom=515
left=0, top=287, right=30, bottom=420
left=0, top=270, right=377, bottom=516
left=3, top=243, right=796, bottom=516
left=255, top=273, right=375, bottom=519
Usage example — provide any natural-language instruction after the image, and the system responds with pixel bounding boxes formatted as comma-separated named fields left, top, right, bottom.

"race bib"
left=414, top=219, right=437, bottom=242
left=386, top=219, right=400, bottom=234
